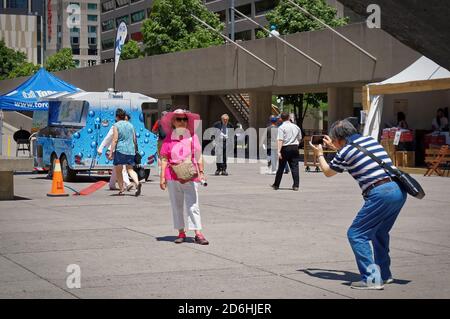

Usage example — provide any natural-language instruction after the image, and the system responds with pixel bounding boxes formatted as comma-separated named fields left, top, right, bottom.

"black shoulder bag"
left=350, top=142, right=425, bottom=199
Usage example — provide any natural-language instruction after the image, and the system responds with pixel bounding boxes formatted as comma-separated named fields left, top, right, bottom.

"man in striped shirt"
left=310, top=119, right=407, bottom=290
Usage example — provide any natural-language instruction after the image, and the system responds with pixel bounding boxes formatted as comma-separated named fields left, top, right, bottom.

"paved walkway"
left=0, top=160, right=449, bottom=298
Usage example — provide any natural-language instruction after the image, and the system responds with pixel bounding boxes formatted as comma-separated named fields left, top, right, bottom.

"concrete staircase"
left=220, top=93, right=280, bottom=129
left=220, top=94, right=251, bottom=129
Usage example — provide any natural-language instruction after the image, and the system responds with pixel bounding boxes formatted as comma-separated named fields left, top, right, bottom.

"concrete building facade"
left=46, top=0, right=101, bottom=68
left=0, top=0, right=45, bottom=64
left=100, top=0, right=152, bottom=62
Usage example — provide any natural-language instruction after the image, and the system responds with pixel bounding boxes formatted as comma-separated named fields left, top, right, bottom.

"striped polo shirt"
left=329, top=134, right=395, bottom=191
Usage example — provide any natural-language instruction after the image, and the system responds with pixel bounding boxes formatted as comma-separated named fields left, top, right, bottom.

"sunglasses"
left=175, top=117, right=188, bottom=122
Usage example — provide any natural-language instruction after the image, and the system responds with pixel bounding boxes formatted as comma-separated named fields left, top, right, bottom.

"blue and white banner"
left=114, top=22, right=128, bottom=73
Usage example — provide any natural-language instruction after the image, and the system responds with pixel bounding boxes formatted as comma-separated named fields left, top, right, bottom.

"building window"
left=215, top=10, right=226, bottom=23
left=6, top=0, right=28, bottom=9
left=116, top=15, right=129, bottom=26
left=102, top=0, right=114, bottom=12
left=102, top=19, right=114, bottom=32
left=88, top=49, right=98, bottom=56
left=102, top=38, right=114, bottom=50
left=116, top=0, right=128, bottom=8
left=230, top=4, right=251, bottom=22
left=88, top=60, right=97, bottom=66
left=88, top=25, right=97, bottom=34
left=71, top=37, right=79, bottom=45
left=131, top=0, right=142, bottom=3
left=88, top=15, right=98, bottom=22
left=131, top=10, right=145, bottom=23
left=255, top=0, right=277, bottom=16
left=87, top=3, right=98, bottom=10
left=73, top=60, right=80, bottom=67
left=88, top=37, right=97, bottom=46
left=72, top=48, right=80, bottom=55
left=234, top=30, right=252, bottom=41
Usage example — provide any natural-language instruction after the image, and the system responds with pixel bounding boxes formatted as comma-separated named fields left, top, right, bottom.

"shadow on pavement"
left=156, top=236, right=196, bottom=244
left=298, top=268, right=411, bottom=286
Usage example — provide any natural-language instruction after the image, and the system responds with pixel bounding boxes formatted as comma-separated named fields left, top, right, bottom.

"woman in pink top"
left=159, top=109, right=208, bottom=245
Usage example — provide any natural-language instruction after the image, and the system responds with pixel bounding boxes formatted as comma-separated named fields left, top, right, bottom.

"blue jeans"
left=347, top=181, right=407, bottom=282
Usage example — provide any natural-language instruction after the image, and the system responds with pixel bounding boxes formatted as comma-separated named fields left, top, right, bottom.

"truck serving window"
left=49, top=100, right=88, bottom=127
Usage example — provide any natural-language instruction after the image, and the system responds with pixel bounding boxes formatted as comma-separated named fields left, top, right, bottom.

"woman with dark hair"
left=108, top=108, right=142, bottom=196
left=310, top=119, right=407, bottom=290
left=397, top=112, right=409, bottom=129
left=432, top=108, right=449, bottom=131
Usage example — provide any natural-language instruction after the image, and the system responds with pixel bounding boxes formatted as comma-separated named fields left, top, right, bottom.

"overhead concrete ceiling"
left=339, top=0, right=450, bottom=70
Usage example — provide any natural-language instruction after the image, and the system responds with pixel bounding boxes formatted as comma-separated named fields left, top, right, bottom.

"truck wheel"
left=60, top=155, right=77, bottom=182
left=47, top=154, right=57, bottom=179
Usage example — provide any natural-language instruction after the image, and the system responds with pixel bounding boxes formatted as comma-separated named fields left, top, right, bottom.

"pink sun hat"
left=160, top=108, right=201, bottom=137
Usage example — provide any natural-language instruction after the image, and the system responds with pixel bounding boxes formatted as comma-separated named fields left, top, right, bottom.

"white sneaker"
left=350, top=281, right=384, bottom=290
left=384, top=278, right=394, bottom=284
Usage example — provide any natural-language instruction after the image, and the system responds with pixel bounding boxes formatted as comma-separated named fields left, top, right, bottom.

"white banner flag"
left=114, top=22, right=128, bottom=73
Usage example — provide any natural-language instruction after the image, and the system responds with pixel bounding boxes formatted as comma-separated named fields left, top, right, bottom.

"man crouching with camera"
left=310, top=119, right=407, bottom=290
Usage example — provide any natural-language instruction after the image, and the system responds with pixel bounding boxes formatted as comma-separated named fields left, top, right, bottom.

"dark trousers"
left=216, top=140, right=227, bottom=171
left=273, top=145, right=300, bottom=188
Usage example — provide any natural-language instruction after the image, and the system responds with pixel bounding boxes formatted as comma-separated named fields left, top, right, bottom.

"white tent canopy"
left=363, top=56, right=450, bottom=139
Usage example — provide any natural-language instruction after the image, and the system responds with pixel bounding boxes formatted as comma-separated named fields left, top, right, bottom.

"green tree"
left=0, top=40, right=37, bottom=80
left=264, top=0, right=347, bottom=129
left=8, top=62, right=40, bottom=79
left=121, top=40, right=143, bottom=60
left=44, top=48, right=76, bottom=72
left=141, top=0, right=224, bottom=56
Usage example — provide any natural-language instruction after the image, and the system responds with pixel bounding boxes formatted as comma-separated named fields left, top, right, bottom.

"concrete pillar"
left=171, top=95, right=189, bottom=108
left=189, top=95, right=209, bottom=126
left=0, top=171, right=14, bottom=200
left=249, top=91, right=272, bottom=130
left=327, top=87, right=354, bottom=126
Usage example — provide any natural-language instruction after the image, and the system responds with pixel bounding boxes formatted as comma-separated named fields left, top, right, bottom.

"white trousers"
left=167, top=181, right=202, bottom=231
left=270, top=149, right=278, bottom=173
left=110, top=166, right=131, bottom=189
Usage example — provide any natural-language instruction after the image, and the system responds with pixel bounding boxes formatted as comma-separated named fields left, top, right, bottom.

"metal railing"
left=191, top=14, right=277, bottom=72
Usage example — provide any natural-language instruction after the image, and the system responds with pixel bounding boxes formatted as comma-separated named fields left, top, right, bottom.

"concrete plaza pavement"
left=0, top=158, right=449, bottom=299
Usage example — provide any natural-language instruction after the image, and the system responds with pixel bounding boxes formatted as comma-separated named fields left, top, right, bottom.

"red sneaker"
left=174, top=232, right=186, bottom=244
left=194, top=234, right=209, bottom=245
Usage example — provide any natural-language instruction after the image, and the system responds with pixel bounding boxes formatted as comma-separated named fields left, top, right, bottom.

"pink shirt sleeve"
left=160, top=139, right=170, bottom=159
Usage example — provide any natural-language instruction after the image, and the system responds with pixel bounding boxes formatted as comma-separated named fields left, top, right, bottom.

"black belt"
left=362, top=177, right=392, bottom=197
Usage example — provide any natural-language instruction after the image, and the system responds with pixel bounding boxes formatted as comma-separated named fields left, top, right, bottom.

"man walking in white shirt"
left=271, top=113, right=302, bottom=191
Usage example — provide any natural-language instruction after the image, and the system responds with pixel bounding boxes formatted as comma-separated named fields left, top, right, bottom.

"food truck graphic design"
left=35, top=90, right=158, bottom=181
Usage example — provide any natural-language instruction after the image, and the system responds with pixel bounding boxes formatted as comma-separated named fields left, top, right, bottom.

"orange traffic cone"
left=47, top=159, right=69, bottom=197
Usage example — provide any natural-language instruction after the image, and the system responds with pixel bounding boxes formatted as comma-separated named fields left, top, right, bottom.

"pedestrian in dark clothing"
left=213, top=114, right=234, bottom=176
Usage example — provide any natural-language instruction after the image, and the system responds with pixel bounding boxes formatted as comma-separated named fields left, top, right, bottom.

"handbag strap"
left=350, top=141, right=401, bottom=177
left=190, top=136, right=201, bottom=177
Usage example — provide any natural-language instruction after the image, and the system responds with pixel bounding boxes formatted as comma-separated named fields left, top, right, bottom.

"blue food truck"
left=34, top=90, right=158, bottom=181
